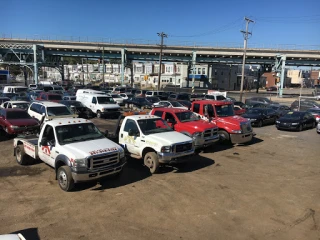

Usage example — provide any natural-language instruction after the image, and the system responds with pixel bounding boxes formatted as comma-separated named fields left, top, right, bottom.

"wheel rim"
left=145, top=156, right=154, bottom=170
left=58, top=170, right=68, bottom=189
left=16, top=148, right=21, bottom=162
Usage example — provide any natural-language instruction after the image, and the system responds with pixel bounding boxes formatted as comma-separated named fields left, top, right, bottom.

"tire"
left=258, top=120, right=263, bottom=128
left=219, top=130, right=231, bottom=144
left=96, top=111, right=102, bottom=118
left=299, top=124, right=303, bottom=132
left=15, top=145, right=29, bottom=165
left=144, top=152, right=159, bottom=174
left=57, top=166, right=74, bottom=192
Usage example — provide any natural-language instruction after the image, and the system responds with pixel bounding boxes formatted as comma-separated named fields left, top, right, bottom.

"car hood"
left=7, top=118, right=39, bottom=126
left=214, top=115, right=249, bottom=127
left=99, top=103, right=120, bottom=109
left=278, top=117, right=301, bottom=123
left=242, top=113, right=261, bottom=119
left=146, top=131, right=192, bottom=145
left=63, top=138, right=121, bottom=159
left=179, top=120, right=217, bottom=131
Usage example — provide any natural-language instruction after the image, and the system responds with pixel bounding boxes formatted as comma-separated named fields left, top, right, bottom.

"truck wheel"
left=219, top=130, right=231, bottom=144
left=144, top=152, right=159, bottom=174
left=97, top=111, right=102, bottom=118
left=57, top=166, right=74, bottom=192
left=15, top=145, right=29, bottom=165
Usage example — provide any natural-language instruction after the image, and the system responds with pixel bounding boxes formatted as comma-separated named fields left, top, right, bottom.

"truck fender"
left=55, top=154, right=71, bottom=176
left=13, top=140, right=24, bottom=156
left=142, top=147, right=157, bottom=159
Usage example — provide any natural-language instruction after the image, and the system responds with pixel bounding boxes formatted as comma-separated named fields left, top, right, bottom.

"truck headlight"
left=161, top=146, right=171, bottom=153
left=101, top=108, right=105, bottom=112
left=119, top=147, right=125, bottom=158
left=231, top=130, right=242, bottom=134
left=74, top=158, right=86, bottom=167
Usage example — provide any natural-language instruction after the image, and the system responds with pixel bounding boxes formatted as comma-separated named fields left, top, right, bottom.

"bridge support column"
left=33, top=44, right=38, bottom=84
left=121, top=48, right=126, bottom=86
left=275, top=55, right=286, bottom=98
left=191, top=51, right=197, bottom=93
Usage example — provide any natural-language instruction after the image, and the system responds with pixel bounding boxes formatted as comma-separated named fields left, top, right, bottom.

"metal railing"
left=1, top=33, right=320, bottom=51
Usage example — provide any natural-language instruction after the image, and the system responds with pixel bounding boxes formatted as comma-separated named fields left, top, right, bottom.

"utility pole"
left=102, top=46, right=105, bottom=86
left=157, top=32, right=167, bottom=90
left=239, top=17, right=254, bottom=102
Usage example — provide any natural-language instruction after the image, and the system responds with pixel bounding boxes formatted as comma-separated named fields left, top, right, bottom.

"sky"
left=3, top=0, right=320, bottom=48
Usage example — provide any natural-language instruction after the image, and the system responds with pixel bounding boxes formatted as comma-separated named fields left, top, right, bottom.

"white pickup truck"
left=108, top=113, right=195, bottom=173
left=13, top=117, right=126, bottom=191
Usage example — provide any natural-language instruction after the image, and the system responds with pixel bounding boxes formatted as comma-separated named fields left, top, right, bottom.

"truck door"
left=90, top=97, right=97, bottom=113
left=38, top=125, right=58, bottom=167
left=120, top=119, right=141, bottom=156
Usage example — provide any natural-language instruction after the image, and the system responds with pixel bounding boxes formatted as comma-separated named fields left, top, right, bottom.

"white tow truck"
left=107, top=112, right=195, bottom=173
left=13, top=117, right=126, bottom=191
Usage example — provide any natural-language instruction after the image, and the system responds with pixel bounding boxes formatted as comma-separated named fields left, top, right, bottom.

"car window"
left=30, top=103, right=41, bottom=113
left=153, top=111, right=163, bottom=117
left=204, top=104, right=215, bottom=117
left=92, top=97, right=97, bottom=104
left=123, top=119, right=139, bottom=133
left=193, top=103, right=200, bottom=113
left=164, top=112, right=175, bottom=122
left=42, top=125, right=56, bottom=144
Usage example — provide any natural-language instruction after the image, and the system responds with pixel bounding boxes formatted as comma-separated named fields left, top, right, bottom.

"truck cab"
left=13, top=118, right=126, bottom=191
left=150, top=107, right=219, bottom=149
left=191, top=100, right=255, bottom=144
left=116, top=113, right=195, bottom=173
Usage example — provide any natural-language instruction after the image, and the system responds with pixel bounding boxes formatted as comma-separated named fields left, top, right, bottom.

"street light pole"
left=239, top=17, right=254, bottom=102
left=157, top=32, right=167, bottom=90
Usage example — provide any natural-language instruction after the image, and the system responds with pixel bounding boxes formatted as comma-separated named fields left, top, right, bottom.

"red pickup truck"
left=36, top=92, right=62, bottom=102
left=150, top=107, right=219, bottom=149
left=190, top=100, right=255, bottom=144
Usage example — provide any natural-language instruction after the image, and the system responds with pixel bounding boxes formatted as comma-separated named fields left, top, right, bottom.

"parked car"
left=245, top=102, right=270, bottom=109
left=135, top=90, right=147, bottom=97
left=126, top=97, right=153, bottom=109
left=291, top=99, right=320, bottom=111
left=36, top=92, right=63, bottom=102
left=119, top=93, right=134, bottom=100
left=146, top=96, right=161, bottom=104
left=203, top=94, right=226, bottom=101
left=150, top=108, right=219, bottom=149
left=62, top=96, right=76, bottom=101
left=266, top=86, right=277, bottom=91
left=233, top=105, right=246, bottom=115
left=177, top=100, right=192, bottom=109
left=154, top=101, right=188, bottom=110
left=190, top=93, right=204, bottom=101
left=10, top=95, right=30, bottom=102
left=1, top=93, right=18, bottom=99
left=146, top=91, right=168, bottom=100
left=245, top=97, right=278, bottom=105
left=306, top=108, right=320, bottom=122
left=168, top=93, right=190, bottom=101
left=1, top=101, right=29, bottom=110
left=0, top=97, right=11, bottom=104
left=0, top=108, right=39, bottom=135
left=242, top=108, right=278, bottom=127
left=233, top=101, right=247, bottom=109
left=276, top=111, right=316, bottom=131
left=59, top=100, right=94, bottom=119
left=110, top=94, right=124, bottom=106
left=270, top=105, right=291, bottom=117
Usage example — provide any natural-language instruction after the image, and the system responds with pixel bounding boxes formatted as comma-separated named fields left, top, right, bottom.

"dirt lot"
left=0, top=121, right=319, bottom=240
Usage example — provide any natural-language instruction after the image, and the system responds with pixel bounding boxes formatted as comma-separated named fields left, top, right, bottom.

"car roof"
left=153, top=107, right=189, bottom=113
left=32, top=101, right=66, bottom=107
left=127, top=115, right=160, bottom=120
left=48, top=118, right=92, bottom=127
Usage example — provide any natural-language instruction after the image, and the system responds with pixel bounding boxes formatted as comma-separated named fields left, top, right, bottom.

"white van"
left=3, top=86, right=29, bottom=94
left=76, top=93, right=120, bottom=118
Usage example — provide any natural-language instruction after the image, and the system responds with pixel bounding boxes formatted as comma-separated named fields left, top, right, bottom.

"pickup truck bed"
left=15, top=134, right=39, bottom=159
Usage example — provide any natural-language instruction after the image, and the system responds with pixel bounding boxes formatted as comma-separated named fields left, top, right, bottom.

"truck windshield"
left=47, top=107, right=72, bottom=116
left=97, top=97, right=115, bottom=104
left=175, top=111, right=199, bottom=122
left=137, top=118, right=173, bottom=135
left=215, top=104, right=234, bottom=117
left=56, top=123, right=104, bottom=145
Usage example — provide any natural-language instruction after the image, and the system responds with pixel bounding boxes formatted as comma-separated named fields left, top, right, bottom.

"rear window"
left=47, top=106, right=72, bottom=116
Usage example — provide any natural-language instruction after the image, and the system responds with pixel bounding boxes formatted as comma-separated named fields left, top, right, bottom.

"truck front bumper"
left=230, top=132, right=255, bottom=144
left=71, top=157, right=126, bottom=183
left=194, top=135, right=220, bottom=148
left=157, top=149, right=194, bottom=164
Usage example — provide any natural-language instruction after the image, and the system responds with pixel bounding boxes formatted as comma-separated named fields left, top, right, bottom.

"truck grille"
left=203, top=128, right=218, bottom=138
left=241, top=122, right=252, bottom=134
left=175, top=142, right=193, bottom=153
left=87, top=152, right=119, bottom=170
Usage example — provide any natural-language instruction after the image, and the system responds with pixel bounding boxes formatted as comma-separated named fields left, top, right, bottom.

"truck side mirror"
left=128, top=129, right=135, bottom=136
left=40, top=137, right=48, bottom=146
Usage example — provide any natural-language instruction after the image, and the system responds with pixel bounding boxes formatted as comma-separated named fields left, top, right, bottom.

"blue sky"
left=3, top=0, right=320, bottom=47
